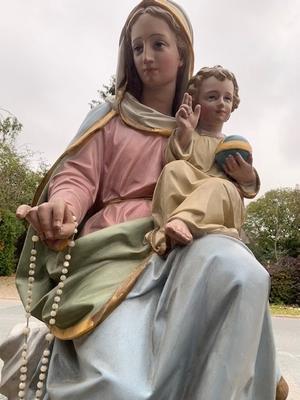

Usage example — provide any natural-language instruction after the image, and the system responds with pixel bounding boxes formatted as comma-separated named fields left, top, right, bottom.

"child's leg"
left=146, top=160, right=210, bottom=254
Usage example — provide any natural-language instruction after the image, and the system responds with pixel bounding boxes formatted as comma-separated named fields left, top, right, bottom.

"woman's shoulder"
left=68, top=102, right=114, bottom=146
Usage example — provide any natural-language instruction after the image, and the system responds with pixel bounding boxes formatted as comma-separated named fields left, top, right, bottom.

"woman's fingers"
left=37, top=203, right=56, bottom=240
left=57, top=205, right=76, bottom=239
left=51, top=198, right=68, bottom=232
left=16, top=204, right=32, bottom=220
left=16, top=199, right=76, bottom=243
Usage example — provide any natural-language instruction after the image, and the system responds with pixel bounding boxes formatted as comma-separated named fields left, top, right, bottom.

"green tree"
left=244, top=188, right=300, bottom=263
left=89, top=75, right=116, bottom=109
left=0, top=109, right=48, bottom=274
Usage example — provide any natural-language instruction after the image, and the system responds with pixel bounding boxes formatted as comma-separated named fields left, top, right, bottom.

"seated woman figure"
left=0, top=1, right=287, bottom=399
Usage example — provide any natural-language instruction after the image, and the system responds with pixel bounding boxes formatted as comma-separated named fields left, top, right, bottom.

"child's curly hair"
left=187, top=65, right=240, bottom=112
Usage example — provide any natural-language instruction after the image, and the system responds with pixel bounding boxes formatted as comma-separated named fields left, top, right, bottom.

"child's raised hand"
left=223, top=153, right=256, bottom=186
left=175, top=93, right=201, bottom=132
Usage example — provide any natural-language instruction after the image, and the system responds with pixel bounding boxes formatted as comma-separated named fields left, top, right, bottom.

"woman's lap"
left=42, top=235, right=276, bottom=400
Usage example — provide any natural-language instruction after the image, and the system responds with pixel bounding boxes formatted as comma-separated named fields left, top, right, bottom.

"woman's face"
left=131, top=13, right=183, bottom=92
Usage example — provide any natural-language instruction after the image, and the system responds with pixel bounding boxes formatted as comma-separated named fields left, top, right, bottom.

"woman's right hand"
left=16, top=198, right=77, bottom=251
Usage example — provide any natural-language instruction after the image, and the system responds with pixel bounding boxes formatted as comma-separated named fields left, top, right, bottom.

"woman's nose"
left=143, top=44, right=154, bottom=64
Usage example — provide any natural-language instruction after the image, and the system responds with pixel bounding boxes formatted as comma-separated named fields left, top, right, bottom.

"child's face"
left=196, top=76, right=234, bottom=125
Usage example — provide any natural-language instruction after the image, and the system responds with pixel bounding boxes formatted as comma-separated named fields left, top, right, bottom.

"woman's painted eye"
left=133, top=45, right=143, bottom=54
left=208, top=95, right=216, bottom=100
left=225, top=96, right=232, bottom=102
left=154, top=41, right=165, bottom=49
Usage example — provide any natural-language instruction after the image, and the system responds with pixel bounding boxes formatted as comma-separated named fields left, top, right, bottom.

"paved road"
left=0, top=300, right=299, bottom=399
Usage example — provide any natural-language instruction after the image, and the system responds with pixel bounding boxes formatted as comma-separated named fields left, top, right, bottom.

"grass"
left=270, top=304, right=300, bottom=317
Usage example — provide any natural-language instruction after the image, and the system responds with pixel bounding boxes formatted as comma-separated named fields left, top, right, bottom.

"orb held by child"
left=215, top=134, right=252, bottom=170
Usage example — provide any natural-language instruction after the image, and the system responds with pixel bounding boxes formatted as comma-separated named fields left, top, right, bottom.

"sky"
left=1, top=0, right=299, bottom=197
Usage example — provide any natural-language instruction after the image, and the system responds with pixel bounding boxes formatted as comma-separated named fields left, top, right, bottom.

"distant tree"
left=244, top=188, right=300, bottom=263
left=89, top=75, right=116, bottom=109
left=0, top=110, right=48, bottom=212
left=0, top=109, right=48, bottom=274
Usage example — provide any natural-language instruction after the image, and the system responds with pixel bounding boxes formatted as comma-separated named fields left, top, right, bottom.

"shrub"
left=265, top=256, right=300, bottom=305
left=0, top=209, right=25, bottom=275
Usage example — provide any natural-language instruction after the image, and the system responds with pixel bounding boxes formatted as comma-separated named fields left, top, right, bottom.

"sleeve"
left=165, top=129, right=194, bottom=163
left=237, top=168, right=261, bottom=199
left=48, top=132, right=104, bottom=224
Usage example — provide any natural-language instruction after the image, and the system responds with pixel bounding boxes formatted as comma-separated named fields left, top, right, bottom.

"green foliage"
left=0, top=110, right=48, bottom=213
left=0, top=113, right=22, bottom=145
left=0, top=209, right=25, bottom=275
left=0, top=143, right=47, bottom=212
left=0, top=110, right=48, bottom=275
left=89, top=75, right=116, bottom=109
left=244, top=188, right=300, bottom=263
left=266, top=257, right=300, bottom=305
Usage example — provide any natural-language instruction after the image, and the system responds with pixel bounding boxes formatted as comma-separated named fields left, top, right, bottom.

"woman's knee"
left=187, top=235, right=270, bottom=294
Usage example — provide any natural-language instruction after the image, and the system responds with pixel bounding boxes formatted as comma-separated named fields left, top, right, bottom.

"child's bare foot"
left=165, top=219, right=193, bottom=246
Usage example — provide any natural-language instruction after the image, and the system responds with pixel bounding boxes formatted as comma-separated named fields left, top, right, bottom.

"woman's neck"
left=196, top=121, right=224, bottom=138
left=141, top=85, right=176, bottom=116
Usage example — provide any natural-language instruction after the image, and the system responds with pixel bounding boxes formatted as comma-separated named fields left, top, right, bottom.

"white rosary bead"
left=28, top=276, right=35, bottom=283
left=45, top=333, right=54, bottom=342
left=21, top=350, right=27, bottom=358
left=18, top=390, right=25, bottom=398
left=19, top=382, right=26, bottom=390
left=39, top=373, right=46, bottom=381
left=63, top=261, right=69, bottom=267
left=58, top=281, right=64, bottom=288
left=51, top=303, right=59, bottom=310
left=31, top=249, right=37, bottom=255
left=30, top=256, right=36, bottom=262
left=35, top=389, right=43, bottom=397
left=56, top=289, right=63, bottom=296
left=60, top=275, right=67, bottom=281
left=28, top=269, right=35, bottom=276
left=40, top=365, right=48, bottom=373
left=50, top=310, right=57, bottom=317
left=37, top=381, right=44, bottom=389
left=31, top=235, right=39, bottom=242
left=54, top=296, right=61, bottom=303
left=23, top=327, right=30, bottom=336
left=20, top=366, right=27, bottom=373
left=41, top=357, right=49, bottom=365
left=43, top=349, right=51, bottom=357
left=49, top=318, right=56, bottom=325
left=20, top=374, right=27, bottom=381
left=61, top=268, right=68, bottom=275
left=68, top=240, right=75, bottom=247
left=65, top=254, right=71, bottom=260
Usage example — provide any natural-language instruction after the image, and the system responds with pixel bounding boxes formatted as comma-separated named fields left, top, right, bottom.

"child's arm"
left=175, top=93, right=201, bottom=151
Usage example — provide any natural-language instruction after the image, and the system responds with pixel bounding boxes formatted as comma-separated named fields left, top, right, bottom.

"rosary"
left=17, top=216, right=77, bottom=400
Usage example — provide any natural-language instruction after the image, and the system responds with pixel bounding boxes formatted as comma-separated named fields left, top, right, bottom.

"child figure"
left=146, top=65, right=260, bottom=255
